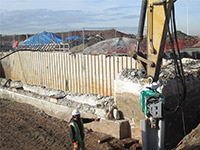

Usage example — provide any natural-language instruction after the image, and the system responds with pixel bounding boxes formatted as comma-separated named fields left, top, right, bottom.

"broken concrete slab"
left=84, top=118, right=131, bottom=140
left=0, top=78, right=116, bottom=118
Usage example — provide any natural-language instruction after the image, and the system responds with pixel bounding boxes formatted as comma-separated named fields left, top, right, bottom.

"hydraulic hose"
left=136, top=0, right=147, bottom=53
left=0, top=50, right=19, bottom=61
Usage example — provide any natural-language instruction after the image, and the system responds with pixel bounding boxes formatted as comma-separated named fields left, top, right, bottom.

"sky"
left=0, top=0, right=199, bottom=35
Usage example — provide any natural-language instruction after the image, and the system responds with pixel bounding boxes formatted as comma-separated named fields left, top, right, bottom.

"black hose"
left=172, top=5, right=187, bottom=104
left=0, top=50, right=19, bottom=61
left=164, top=3, right=186, bottom=113
left=136, top=0, right=147, bottom=53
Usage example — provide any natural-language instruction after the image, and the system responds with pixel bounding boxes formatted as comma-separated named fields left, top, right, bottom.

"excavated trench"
left=0, top=79, right=142, bottom=150
left=115, top=58, right=200, bottom=149
left=0, top=58, right=200, bottom=149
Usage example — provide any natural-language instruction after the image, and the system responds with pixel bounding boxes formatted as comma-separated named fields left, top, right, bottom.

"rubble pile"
left=160, top=58, right=200, bottom=79
left=117, top=58, right=200, bottom=83
left=117, top=68, right=147, bottom=83
left=0, top=78, right=115, bottom=118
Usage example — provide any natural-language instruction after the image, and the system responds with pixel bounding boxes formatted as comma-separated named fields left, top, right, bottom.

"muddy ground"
left=1, top=98, right=200, bottom=150
left=0, top=98, right=141, bottom=150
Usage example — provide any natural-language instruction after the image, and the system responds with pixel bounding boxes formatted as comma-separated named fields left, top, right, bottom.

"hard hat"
left=72, top=109, right=80, bottom=116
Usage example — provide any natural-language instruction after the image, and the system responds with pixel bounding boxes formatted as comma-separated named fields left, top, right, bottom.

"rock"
left=50, top=91, right=66, bottom=99
left=0, top=78, right=11, bottom=87
left=0, top=79, right=115, bottom=119
left=49, top=97, right=57, bottom=104
left=130, top=143, right=142, bottom=150
left=97, top=94, right=103, bottom=100
left=10, top=81, right=23, bottom=89
left=98, top=135, right=112, bottom=144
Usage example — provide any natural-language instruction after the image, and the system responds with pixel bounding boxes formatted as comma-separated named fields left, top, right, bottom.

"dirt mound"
left=176, top=31, right=196, bottom=40
left=0, top=98, right=141, bottom=150
left=83, top=37, right=137, bottom=55
left=56, top=29, right=134, bottom=40
left=69, top=44, right=85, bottom=53
left=69, top=37, right=101, bottom=53
left=166, top=31, right=196, bottom=41
left=193, top=40, right=200, bottom=47
left=176, top=124, right=200, bottom=150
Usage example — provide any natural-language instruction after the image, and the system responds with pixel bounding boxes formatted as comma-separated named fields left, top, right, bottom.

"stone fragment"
left=10, top=81, right=23, bottom=89
left=98, top=135, right=112, bottom=144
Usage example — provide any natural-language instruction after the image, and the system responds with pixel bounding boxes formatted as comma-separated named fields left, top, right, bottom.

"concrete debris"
left=0, top=78, right=116, bottom=119
left=0, top=78, right=11, bottom=87
left=117, top=58, right=200, bottom=84
left=10, top=81, right=23, bottom=89
left=23, top=83, right=66, bottom=98
left=115, top=58, right=200, bottom=99
left=117, top=68, right=147, bottom=84
left=160, top=58, right=200, bottom=79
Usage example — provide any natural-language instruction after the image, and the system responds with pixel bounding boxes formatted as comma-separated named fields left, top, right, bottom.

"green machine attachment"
left=140, top=87, right=165, bottom=128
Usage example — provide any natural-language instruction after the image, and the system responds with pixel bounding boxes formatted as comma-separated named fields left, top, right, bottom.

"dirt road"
left=0, top=98, right=141, bottom=150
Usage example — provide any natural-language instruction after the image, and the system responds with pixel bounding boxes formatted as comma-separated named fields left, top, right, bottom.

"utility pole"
left=187, top=0, right=189, bottom=35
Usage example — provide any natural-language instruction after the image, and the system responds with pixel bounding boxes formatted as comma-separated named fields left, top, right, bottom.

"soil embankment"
left=0, top=98, right=141, bottom=150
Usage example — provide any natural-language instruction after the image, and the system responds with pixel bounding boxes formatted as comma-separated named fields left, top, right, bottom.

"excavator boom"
left=136, top=0, right=174, bottom=81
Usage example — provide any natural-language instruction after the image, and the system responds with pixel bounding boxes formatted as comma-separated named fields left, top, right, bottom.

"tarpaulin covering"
left=22, top=31, right=63, bottom=45
left=65, top=36, right=83, bottom=41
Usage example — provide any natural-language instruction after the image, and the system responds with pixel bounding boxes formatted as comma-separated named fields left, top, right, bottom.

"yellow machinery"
left=135, top=0, right=174, bottom=81
left=136, top=1, right=186, bottom=149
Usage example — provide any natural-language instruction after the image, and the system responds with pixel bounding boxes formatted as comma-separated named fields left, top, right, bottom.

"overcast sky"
left=0, top=0, right=199, bottom=35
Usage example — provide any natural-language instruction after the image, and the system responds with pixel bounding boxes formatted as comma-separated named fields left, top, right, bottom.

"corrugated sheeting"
left=4, top=51, right=138, bottom=96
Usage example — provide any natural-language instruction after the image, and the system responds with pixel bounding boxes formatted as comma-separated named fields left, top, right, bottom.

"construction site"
left=0, top=0, right=200, bottom=150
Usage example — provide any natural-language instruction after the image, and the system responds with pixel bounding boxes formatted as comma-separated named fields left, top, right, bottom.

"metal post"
left=61, top=33, right=64, bottom=41
left=13, top=35, right=15, bottom=42
left=70, top=31, right=72, bottom=48
left=82, top=28, right=85, bottom=51
left=141, top=120, right=165, bottom=150
left=187, top=0, right=189, bottom=35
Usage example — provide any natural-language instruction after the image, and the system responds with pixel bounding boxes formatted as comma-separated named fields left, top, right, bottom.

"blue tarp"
left=22, top=31, right=63, bottom=45
left=65, top=36, right=83, bottom=41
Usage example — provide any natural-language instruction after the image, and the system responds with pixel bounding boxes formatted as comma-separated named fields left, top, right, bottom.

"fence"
left=0, top=28, right=132, bottom=52
left=2, top=51, right=138, bottom=96
left=19, top=43, right=70, bottom=51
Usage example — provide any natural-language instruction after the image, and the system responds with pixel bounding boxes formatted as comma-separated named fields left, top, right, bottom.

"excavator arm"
left=136, top=0, right=174, bottom=81
left=137, top=1, right=187, bottom=149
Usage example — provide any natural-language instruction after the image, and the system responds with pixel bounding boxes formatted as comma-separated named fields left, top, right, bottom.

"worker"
left=69, top=109, right=100, bottom=150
